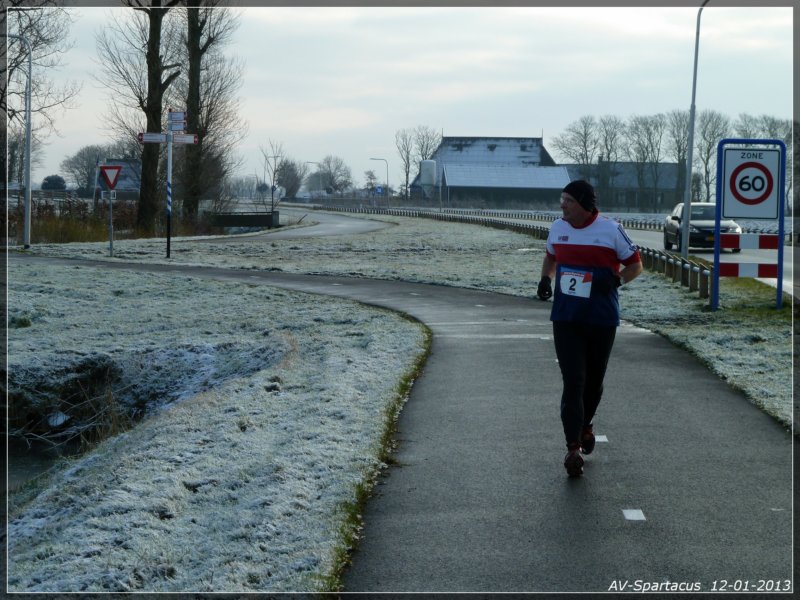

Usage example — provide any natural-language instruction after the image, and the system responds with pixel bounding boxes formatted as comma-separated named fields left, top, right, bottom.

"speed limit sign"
left=721, top=147, right=781, bottom=219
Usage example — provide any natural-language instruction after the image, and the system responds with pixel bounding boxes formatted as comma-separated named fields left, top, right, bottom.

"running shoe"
left=564, top=445, right=584, bottom=477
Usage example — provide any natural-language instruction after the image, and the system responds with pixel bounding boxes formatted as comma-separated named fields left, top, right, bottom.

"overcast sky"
left=29, top=5, right=794, bottom=191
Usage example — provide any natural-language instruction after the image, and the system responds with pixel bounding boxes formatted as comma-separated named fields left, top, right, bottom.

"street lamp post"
left=681, top=0, right=710, bottom=259
left=370, top=157, right=389, bottom=206
left=7, top=34, right=33, bottom=248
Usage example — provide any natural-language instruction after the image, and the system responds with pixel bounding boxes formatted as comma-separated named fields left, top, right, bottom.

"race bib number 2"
left=560, top=269, right=592, bottom=298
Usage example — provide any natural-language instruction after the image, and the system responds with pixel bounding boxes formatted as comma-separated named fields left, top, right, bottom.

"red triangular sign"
left=99, top=165, right=123, bottom=190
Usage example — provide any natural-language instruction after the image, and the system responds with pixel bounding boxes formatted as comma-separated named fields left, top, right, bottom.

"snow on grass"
left=7, top=262, right=428, bottom=592
left=7, top=209, right=793, bottom=592
left=23, top=209, right=792, bottom=427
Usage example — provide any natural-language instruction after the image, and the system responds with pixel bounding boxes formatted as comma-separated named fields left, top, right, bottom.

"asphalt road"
left=11, top=242, right=793, bottom=593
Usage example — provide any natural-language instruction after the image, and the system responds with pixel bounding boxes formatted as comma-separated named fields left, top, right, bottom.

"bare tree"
left=320, top=155, right=352, bottom=194
left=364, top=169, right=378, bottom=196
left=414, top=125, right=442, bottom=164
left=5, top=123, right=45, bottom=186
left=395, top=128, right=414, bottom=200
left=596, top=114, right=626, bottom=199
left=259, top=140, right=285, bottom=210
left=733, top=113, right=761, bottom=139
left=551, top=115, right=599, bottom=179
left=96, top=2, right=183, bottom=232
left=3, top=6, right=82, bottom=132
left=180, top=5, right=240, bottom=218
left=3, top=5, right=82, bottom=185
left=60, top=144, right=106, bottom=193
left=665, top=109, right=690, bottom=203
left=275, top=159, right=308, bottom=199
left=623, top=115, right=651, bottom=210
left=694, top=109, right=730, bottom=202
left=645, top=114, right=668, bottom=209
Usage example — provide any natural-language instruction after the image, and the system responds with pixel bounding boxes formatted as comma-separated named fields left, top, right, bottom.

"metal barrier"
left=321, top=205, right=715, bottom=302
left=641, top=247, right=711, bottom=300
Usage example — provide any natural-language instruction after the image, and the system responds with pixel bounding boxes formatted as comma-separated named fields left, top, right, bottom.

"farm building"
left=408, top=136, right=683, bottom=212
left=410, top=137, right=569, bottom=209
left=564, top=159, right=683, bottom=213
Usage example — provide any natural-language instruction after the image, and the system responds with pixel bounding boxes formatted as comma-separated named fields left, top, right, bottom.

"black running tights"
left=552, top=321, right=617, bottom=447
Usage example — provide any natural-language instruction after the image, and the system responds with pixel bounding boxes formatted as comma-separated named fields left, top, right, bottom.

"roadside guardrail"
left=319, top=205, right=716, bottom=302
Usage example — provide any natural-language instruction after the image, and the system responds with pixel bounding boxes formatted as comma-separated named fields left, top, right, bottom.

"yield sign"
left=99, top=165, right=123, bottom=190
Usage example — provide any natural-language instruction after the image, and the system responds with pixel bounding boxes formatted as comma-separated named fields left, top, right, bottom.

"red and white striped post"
left=717, top=233, right=780, bottom=278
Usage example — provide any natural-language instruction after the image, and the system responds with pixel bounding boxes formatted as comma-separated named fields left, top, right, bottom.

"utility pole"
left=681, top=0, right=710, bottom=259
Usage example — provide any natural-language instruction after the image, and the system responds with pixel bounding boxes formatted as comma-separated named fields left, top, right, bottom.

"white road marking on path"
left=427, top=321, right=535, bottom=326
left=438, top=334, right=553, bottom=339
left=623, top=509, right=647, bottom=521
left=596, top=435, right=608, bottom=443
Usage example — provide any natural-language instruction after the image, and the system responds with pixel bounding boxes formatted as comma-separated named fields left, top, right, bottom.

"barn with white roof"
left=410, top=136, right=569, bottom=208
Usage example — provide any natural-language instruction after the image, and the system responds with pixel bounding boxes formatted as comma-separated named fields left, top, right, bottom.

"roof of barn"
left=443, top=164, right=570, bottom=189
left=433, top=136, right=555, bottom=167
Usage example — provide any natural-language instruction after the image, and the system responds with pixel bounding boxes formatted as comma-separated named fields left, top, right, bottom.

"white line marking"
left=438, top=334, right=554, bottom=339
left=623, top=509, right=646, bottom=521
left=474, top=304, right=485, bottom=307
left=596, top=435, right=608, bottom=443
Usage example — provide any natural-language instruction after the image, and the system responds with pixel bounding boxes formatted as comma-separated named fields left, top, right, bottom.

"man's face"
left=560, top=193, right=592, bottom=226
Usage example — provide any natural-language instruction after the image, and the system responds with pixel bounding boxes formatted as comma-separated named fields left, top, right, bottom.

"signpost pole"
left=109, top=189, right=114, bottom=257
left=138, top=109, right=196, bottom=259
left=167, top=131, right=173, bottom=259
left=98, top=165, right=123, bottom=258
left=775, top=142, right=786, bottom=310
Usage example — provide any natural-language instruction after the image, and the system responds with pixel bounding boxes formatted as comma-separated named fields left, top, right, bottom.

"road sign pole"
left=775, top=143, right=786, bottom=310
left=109, top=189, right=114, bottom=257
left=167, top=132, right=173, bottom=258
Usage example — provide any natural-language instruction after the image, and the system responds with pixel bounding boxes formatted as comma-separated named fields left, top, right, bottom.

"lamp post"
left=370, top=157, right=389, bottom=206
left=681, top=0, right=710, bottom=259
left=7, top=34, right=33, bottom=248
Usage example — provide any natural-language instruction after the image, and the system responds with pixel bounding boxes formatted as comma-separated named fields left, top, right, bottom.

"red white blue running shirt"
left=545, top=212, right=641, bottom=326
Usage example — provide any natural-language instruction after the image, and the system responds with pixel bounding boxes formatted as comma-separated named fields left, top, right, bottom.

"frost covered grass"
left=7, top=209, right=793, bottom=592
left=7, top=263, right=429, bottom=592
left=23, top=209, right=794, bottom=428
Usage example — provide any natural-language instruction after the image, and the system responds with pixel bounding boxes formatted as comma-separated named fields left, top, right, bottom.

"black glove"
left=592, top=272, right=622, bottom=294
left=536, top=276, right=553, bottom=300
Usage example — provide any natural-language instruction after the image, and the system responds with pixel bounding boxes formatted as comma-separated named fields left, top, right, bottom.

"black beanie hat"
left=562, top=180, right=596, bottom=212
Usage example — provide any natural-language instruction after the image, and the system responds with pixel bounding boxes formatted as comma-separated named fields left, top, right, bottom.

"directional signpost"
left=137, top=108, right=199, bottom=257
left=137, top=132, right=167, bottom=144
left=713, top=138, right=787, bottom=310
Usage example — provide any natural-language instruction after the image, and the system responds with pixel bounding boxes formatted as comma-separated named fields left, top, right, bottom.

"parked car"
left=663, top=202, right=742, bottom=252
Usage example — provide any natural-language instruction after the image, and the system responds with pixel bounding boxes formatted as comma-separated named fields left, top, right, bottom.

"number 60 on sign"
left=721, top=147, right=781, bottom=219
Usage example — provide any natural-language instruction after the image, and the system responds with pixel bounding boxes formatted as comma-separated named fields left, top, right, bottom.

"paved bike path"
left=11, top=255, right=793, bottom=593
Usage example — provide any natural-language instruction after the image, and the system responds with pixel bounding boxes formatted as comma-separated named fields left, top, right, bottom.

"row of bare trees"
left=5, top=3, right=245, bottom=234
left=95, top=2, right=245, bottom=231
left=551, top=111, right=793, bottom=205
